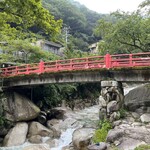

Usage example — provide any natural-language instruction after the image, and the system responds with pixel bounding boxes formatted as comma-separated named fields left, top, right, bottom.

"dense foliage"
left=0, top=0, right=62, bottom=40
left=29, top=83, right=101, bottom=110
left=94, top=9, right=150, bottom=54
left=43, top=0, right=105, bottom=51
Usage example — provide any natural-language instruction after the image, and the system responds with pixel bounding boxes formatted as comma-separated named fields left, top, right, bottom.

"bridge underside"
left=2, top=68, right=150, bottom=89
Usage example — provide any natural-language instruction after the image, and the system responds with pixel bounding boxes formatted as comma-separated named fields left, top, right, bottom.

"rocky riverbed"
left=1, top=84, right=150, bottom=150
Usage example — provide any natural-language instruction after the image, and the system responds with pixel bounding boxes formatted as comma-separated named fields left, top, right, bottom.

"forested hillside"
left=43, top=0, right=105, bottom=51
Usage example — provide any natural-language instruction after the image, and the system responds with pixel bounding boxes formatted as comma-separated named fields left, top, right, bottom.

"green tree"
left=94, top=11, right=150, bottom=54
left=0, top=39, right=59, bottom=63
left=0, top=0, right=62, bottom=41
left=139, top=0, right=150, bottom=16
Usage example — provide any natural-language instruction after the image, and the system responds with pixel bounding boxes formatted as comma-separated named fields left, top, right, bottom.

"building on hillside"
left=34, top=40, right=63, bottom=56
left=88, top=42, right=99, bottom=54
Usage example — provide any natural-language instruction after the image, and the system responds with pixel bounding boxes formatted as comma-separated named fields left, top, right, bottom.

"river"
left=0, top=84, right=138, bottom=150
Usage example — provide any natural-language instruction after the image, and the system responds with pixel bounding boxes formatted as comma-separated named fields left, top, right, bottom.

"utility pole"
left=63, top=26, right=70, bottom=49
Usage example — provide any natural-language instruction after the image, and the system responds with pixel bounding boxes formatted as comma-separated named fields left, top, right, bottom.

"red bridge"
left=1, top=52, right=150, bottom=88
left=1, top=52, right=150, bottom=77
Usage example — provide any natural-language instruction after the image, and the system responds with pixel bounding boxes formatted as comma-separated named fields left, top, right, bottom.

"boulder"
left=28, top=135, right=42, bottom=144
left=107, top=101, right=119, bottom=114
left=48, top=107, right=67, bottom=120
left=72, top=128, right=95, bottom=150
left=109, top=112, right=120, bottom=122
left=47, top=119, right=62, bottom=138
left=46, top=139, right=59, bottom=148
left=22, top=145, right=49, bottom=150
left=49, top=126, right=61, bottom=138
left=125, top=126, right=150, bottom=143
left=124, top=84, right=150, bottom=113
left=140, top=113, right=150, bottom=123
left=118, top=137, right=146, bottom=150
left=3, top=122, right=28, bottom=147
left=99, top=96, right=106, bottom=108
left=106, top=129, right=124, bottom=143
left=28, top=121, right=53, bottom=138
left=4, top=92, right=40, bottom=122
left=47, top=119, right=62, bottom=127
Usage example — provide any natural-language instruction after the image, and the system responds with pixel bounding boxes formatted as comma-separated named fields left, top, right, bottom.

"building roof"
left=44, top=40, right=62, bottom=48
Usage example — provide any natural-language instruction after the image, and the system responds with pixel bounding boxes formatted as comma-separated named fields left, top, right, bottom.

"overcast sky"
left=75, top=0, right=144, bottom=14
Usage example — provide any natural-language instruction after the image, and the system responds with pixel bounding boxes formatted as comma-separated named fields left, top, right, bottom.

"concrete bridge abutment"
left=99, top=80, right=124, bottom=122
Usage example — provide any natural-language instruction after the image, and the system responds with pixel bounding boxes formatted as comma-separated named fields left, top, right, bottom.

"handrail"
left=1, top=52, right=150, bottom=77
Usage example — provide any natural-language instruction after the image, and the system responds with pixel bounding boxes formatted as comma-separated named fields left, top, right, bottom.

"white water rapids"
left=0, top=85, right=139, bottom=150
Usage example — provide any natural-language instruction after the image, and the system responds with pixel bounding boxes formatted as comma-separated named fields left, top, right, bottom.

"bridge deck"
left=1, top=52, right=150, bottom=88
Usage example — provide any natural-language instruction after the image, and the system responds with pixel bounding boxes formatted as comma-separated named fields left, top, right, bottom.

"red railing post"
left=5, top=68, right=8, bottom=76
left=39, top=60, right=44, bottom=74
left=25, top=64, right=29, bottom=75
left=129, top=54, right=133, bottom=67
left=15, top=66, right=18, bottom=75
left=105, top=53, right=111, bottom=69
left=70, top=59, right=73, bottom=70
left=85, top=58, right=89, bottom=69
left=55, top=60, right=59, bottom=71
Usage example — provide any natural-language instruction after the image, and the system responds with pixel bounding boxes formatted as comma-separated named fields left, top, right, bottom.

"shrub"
left=93, top=120, right=112, bottom=143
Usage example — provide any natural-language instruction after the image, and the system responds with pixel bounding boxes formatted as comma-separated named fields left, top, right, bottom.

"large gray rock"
left=125, top=126, right=150, bottom=143
left=106, top=129, right=124, bottom=143
left=4, top=92, right=40, bottom=122
left=47, top=119, right=62, bottom=138
left=72, top=128, right=95, bottom=150
left=140, top=113, right=150, bottom=123
left=99, top=96, right=106, bottom=108
left=124, top=84, right=150, bottom=113
left=28, top=121, right=53, bottom=138
left=118, top=137, right=146, bottom=150
left=107, top=101, right=119, bottom=114
left=28, top=135, right=42, bottom=144
left=3, top=122, right=28, bottom=147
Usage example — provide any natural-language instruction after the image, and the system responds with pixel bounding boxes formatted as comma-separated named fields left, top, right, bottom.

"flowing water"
left=0, top=84, right=140, bottom=150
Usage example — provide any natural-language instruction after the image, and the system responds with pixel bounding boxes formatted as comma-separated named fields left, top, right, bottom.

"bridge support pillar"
left=99, top=80, right=124, bottom=122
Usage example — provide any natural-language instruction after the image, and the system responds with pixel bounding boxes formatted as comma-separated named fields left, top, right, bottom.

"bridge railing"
left=111, top=52, right=150, bottom=68
left=1, top=52, right=150, bottom=77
